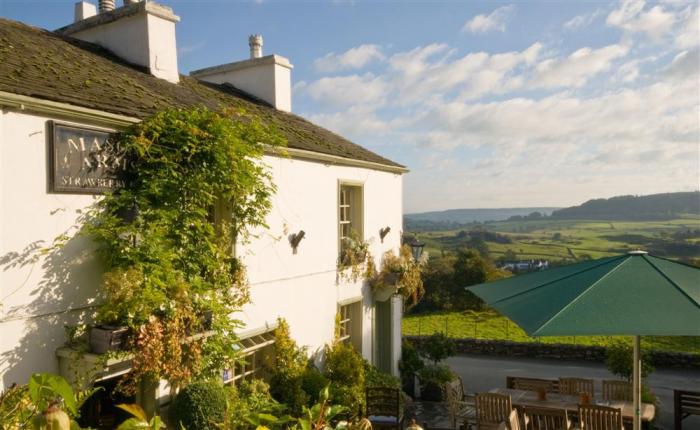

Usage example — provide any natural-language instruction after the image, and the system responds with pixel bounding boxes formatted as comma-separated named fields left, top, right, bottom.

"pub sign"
left=50, top=121, right=127, bottom=194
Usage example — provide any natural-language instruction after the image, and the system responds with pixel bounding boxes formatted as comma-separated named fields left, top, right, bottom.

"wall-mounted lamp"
left=379, top=226, right=391, bottom=243
left=289, top=230, right=306, bottom=254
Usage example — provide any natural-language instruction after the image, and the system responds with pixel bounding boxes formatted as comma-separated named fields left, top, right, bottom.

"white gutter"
left=0, top=91, right=408, bottom=174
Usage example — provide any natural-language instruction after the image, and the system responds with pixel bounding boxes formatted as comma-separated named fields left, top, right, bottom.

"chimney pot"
left=123, top=0, right=140, bottom=5
left=99, top=0, right=115, bottom=13
left=249, top=34, right=263, bottom=59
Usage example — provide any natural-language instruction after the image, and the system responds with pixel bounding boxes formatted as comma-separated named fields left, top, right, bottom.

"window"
left=338, top=301, right=363, bottom=352
left=339, top=184, right=363, bottom=253
left=223, top=330, right=276, bottom=385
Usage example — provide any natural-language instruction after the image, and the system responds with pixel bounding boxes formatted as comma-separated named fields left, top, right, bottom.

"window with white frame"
left=222, top=329, right=276, bottom=385
left=339, top=184, right=363, bottom=253
left=338, top=301, right=363, bottom=352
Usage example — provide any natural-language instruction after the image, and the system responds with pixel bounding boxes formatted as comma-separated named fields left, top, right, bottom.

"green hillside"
left=551, top=191, right=699, bottom=220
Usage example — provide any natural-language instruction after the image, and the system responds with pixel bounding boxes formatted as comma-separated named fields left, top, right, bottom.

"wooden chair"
left=366, top=387, right=403, bottom=430
left=507, top=377, right=559, bottom=393
left=674, top=389, right=700, bottom=430
left=577, top=404, right=623, bottom=430
left=445, top=376, right=476, bottom=430
left=522, top=406, right=571, bottom=430
left=476, top=393, right=513, bottom=430
left=496, top=409, right=522, bottom=430
left=601, top=380, right=631, bottom=402
left=559, top=378, right=594, bottom=398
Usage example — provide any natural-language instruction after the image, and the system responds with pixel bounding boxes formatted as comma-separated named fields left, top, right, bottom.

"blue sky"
left=2, top=0, right=698, bottom=212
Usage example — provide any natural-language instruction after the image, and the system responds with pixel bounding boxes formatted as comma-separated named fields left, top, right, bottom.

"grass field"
left=403, top=310, right=700, bottom=354
left=417, top=217, right=700, bottom=262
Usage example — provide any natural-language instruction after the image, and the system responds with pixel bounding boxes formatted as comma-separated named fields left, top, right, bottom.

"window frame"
left=337, top=180, right=365, bottom=256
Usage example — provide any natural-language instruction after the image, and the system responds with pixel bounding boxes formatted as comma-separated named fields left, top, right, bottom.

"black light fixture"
left=117, top=199, right=140, bottom=225
left=410, top=239, right=425, bottom=262
left=379, top=226, right=391, bottom=243
left=290, top=230, right=306, bottom=254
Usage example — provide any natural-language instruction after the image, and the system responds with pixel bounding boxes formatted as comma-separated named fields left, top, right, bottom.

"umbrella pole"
left=633, top=335, right=641, bottom=430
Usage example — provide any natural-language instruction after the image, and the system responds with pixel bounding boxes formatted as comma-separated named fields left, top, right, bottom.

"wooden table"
left=490, top=388, right=656, bottom=423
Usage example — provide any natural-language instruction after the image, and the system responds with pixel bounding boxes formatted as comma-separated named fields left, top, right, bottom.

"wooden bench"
left=674, top=389, right=700, bottom=430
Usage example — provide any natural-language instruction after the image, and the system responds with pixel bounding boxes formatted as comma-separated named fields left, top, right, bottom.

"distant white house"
left=0, top=0, right=406, bottom=413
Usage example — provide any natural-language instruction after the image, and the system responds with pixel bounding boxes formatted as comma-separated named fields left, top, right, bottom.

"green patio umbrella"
left=466, top=251, right=700, bottom=430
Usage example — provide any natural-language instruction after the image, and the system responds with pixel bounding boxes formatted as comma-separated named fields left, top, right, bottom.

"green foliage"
left=371, top=245, right=425, bottom=307
left=269, top=319, right=309, bottom=415
left=220, top=379, right=286, bottom=430
left=417, top=333, right=456, bottom=364
left=323, top=342, right=365, bottom=415
left=364, top=360, right=400, bottom=390
left=337, top=230, right=371, bottom=282
left=417, top=364, right=454, bottom=401
left=172, top=381, right=227, bottom=430
left=300, top=367, right=330, bottom=405
left=80, top=107, right=285, bottom=391
left=0, top=373, right=98, bottom=430
left=116, top=404, right=165, bottom=430
left=605, top=340, right=654, bottom=381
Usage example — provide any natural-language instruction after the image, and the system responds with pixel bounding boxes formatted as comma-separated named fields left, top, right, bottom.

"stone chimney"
left=57, top=1, right=180, bottom=83
left=74, top=2, right=97, bottom=21
left=191, top=35, right=293, bottom=112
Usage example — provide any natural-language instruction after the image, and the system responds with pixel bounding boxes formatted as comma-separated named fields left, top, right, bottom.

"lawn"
left=417, top=218, right=700, bottom=262
left=403, top=310, right=700, bottom=354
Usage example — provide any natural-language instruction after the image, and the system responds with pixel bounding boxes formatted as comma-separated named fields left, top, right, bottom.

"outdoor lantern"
left=410, top=240, right=425, bottom=262
left=117, top=200, right=140, bottom=224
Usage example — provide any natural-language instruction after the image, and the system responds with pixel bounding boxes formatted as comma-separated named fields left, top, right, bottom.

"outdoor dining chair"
left=601, top=380, right=632, bottom=402
left=522, top=406, right=571, bottom=430
left=559, top=378, right=595, bottom=398
left=496, top=409, right=522, bottom=430
left=577, top=404, right=624, bottom=430
left=446, top=376, right=476, bottom=429
left=476, top=392, right=513, bottom=430
left=366, top=387, right=403, bottom=430
left=507, top=376, right=559, bottom=393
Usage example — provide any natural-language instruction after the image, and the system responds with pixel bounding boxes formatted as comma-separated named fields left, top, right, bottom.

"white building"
left=0, top=0, right=406, bottom=413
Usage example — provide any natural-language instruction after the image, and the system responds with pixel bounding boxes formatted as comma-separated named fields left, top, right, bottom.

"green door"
left=375, top=300, right=392, bottom=374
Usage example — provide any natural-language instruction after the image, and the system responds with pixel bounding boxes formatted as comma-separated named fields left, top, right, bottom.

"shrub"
left=324, top=342, right=365, bottom=414
left=605, top=340, right=654, bottom=381
left=268, top=319, right=308, bottom=415
left=418, top=332, right=456, bottom=364
left=221, top=379, right=284, bottom=430
left=300, top=366, right=329, bottom=405
left=172, top=381, right=227, bottom=430
left=417, top=364, right=454, bottom=401
left=364, top=360, right=400, bottom=390
left=399, top=339, right=424, bottom=396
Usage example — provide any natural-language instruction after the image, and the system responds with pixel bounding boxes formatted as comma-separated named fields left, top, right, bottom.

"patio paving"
left=446, top=353, right=700, bottom=430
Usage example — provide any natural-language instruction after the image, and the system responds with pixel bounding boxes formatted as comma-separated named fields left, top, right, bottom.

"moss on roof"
left=0, top=18, right=403, bottom=169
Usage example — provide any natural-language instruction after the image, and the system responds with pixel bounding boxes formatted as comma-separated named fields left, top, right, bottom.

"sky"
left=1, top=0, right=698, bottom=213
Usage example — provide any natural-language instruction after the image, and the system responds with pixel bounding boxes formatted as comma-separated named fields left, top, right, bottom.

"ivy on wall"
left=82, top=107, right=285, bottom=391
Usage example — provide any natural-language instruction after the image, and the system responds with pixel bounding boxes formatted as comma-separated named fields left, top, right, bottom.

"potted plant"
left=89, top=325, right=130, bottom=354
left=371, top=245, right=424, bottom=303
left=338, top=231, right=371, bottom=282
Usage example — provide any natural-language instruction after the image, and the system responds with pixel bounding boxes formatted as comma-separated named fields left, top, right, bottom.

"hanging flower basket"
left=374, top=283, right=397, bottom=302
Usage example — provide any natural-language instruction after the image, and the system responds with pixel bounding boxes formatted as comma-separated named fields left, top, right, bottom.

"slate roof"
left=0, top=18, right=404, bottom=169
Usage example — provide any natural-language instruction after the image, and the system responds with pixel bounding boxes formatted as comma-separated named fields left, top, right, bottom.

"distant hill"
left=551, top=192, right=700, bottom=220
left=405, top=207, right=560, bottom=225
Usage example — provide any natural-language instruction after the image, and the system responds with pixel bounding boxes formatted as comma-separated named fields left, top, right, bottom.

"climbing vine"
left=82, top=107, right=285, bottom=392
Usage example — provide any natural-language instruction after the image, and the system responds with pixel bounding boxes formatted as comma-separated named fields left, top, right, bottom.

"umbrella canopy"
left=466, top=251, right=700, bottom=430
left=467, top=251, right=700, bottom=337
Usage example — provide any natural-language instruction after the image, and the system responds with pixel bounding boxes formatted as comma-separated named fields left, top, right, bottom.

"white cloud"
left=303, top=73, right=386, bottom=109
left=607, top=0, right=676, bottom=40
left=462, top=5, right=515, bottom=33
left=533, top=44, right=629, bottom=88
left=314, top=44, right=385, bottom=73
left=564, top=9, right=602, bottom=31
left=675, top=6, right=699, bottom=49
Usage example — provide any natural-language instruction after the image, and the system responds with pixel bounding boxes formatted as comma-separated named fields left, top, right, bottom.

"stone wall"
left=404, top=336, right=700, bottom=369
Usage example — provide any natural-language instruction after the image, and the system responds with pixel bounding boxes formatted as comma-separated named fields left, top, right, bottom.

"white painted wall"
left=0, top=109, right=404, bottom=389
